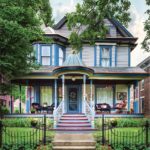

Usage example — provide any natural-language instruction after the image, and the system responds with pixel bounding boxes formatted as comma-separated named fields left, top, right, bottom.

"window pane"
left=102, top=48, right=109, bottom=58
left=102, top=58, right=109, bottom=67
left=96, top=86, right=113, bottom=106
left=59, top=48, right=63, bottom=66
left=41, top=46, right=50, bottom=56
left=40, top=86, right=52, bottom=105
left=42, top=56, right=50, bottom=65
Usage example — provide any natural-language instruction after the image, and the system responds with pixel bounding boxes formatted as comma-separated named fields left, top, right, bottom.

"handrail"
left=53, top=101, right=63, bottom=128
left=85, top=100, right=95, bottom=128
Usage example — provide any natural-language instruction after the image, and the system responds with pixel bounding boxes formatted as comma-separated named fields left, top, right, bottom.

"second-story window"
left=41, top=45, right=51, bottom=65
left=59, top=48, right=64, bottom=66
left=101, top=47, right=111, bottom=67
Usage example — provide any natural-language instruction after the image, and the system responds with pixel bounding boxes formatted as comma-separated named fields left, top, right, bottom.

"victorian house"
left=11, top=17, right=148, bottom=128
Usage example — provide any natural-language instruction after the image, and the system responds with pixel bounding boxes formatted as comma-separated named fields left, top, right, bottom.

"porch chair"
left=31, top=103, right=42, bottom=113
left=112, top=100, right=127, bottom=113
left=95, top=103, right=111, bottom=113
left=46, top=102, right=60, bottom=113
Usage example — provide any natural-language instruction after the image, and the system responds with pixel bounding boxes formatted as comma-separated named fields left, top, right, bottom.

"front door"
left=68, top=87, right=79, bottom=113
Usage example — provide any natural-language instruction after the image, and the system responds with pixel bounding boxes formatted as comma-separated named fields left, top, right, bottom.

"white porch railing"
left=53, top=101, right=63, bottom=128
left=85, top=100, right=95, bottom=128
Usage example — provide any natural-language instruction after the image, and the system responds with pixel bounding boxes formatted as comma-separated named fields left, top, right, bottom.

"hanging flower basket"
left=31, top=119, right=38, bottom=127
left=110, top=119, right=117, bottom=127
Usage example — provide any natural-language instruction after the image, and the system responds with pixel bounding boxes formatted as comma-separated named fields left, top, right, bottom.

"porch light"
left=72, top=77, right=76, bottom=81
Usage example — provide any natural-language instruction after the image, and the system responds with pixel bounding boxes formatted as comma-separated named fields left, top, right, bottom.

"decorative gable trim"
left=110, top=19, right=133, bottom=37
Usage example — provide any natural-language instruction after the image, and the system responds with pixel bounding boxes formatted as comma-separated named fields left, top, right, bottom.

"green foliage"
left=112, top=144, right=149, bottom=150
left=0, top=144, right=38, bottom=150
left=2, top=118, right=54, bottom=128
left=67, top=0, right=131, bottom=50
left=142, top=0, right=150, bottom=52
left=0, top=143, right=53, bottom=150
left=1, top=107, right=9, bottom=114
left=0, top=0, right=54, bottom=94
left=95, top=144, right=149, bottom=150
left=95, top=118, right=149, bottom=129
left=12, top=85, right=26, bottom=102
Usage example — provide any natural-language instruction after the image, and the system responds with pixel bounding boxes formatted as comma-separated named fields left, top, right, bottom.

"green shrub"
left=2, top=118, right=53, bottom=128
left=0, top=106, right=9, bottom=115
left=95, top=118, right=149, bottom=128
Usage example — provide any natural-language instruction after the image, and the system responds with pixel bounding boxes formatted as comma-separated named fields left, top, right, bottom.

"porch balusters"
left=90, top=79, right=93, bottom=108
left=62, top=75, right=65, bottom=114
left=83, top=75, right=86, bottom=113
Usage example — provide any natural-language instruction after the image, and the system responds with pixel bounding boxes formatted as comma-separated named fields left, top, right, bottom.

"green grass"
left=2, top=127, right=54, bottom=148
left=94, top=127, right=148, bottom=147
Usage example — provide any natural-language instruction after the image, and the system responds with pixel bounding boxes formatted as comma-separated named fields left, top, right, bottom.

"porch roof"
left=31, top=66, right=147, bottom=74
left=11, top=66, right=148, bottom=81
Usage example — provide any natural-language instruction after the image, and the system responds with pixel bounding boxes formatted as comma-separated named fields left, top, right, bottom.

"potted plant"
left=31, top=108, right=36, bottom=114
left=30, top=119, right=38, bottom=127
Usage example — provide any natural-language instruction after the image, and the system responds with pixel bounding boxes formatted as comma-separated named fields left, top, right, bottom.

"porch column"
left=90, top=79, right=93, bottom=108
left=54, top=79, right=57, bottom=109
left=29, top=86, right=32, bottom=112
left=83, top=75, right=86, bottom=113
left=19, top=84, right=22, bottom=114
left=62, top=75, right=65, bottom=114
left=133, top=81, right=139, bottom=113
left=128, top=84, right=131, bottom=111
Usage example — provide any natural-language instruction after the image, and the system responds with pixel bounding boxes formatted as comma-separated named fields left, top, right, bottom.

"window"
left=96, top=85, right=113, bottom=106
left=141, top=80, right=144, bottom=90
left=41, top=45, right=51, bottom=65
left=40, top=86, right=52, bottom=105
left=101, top=47, right=111, bottom=67
left=59, top=48, right=64, bottom=66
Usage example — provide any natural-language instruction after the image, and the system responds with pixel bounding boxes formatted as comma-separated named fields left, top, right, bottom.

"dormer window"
left=40, top=45, right=52, bottom=65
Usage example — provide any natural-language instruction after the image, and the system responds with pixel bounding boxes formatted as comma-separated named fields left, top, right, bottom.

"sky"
left=50, top=0, right=150, bottom=66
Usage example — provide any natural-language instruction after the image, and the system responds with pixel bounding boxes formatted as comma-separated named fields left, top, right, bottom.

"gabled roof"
left=54, top=16, right=67, bottom=30
left=54, top=16, right=133, bottom=38
left=109, top=19, right=133, bottom=37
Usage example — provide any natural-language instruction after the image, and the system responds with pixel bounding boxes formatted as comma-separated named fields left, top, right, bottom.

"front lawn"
left=1, top=127, right=54, bottom=150
left=94, top=118, right=150, bottom=150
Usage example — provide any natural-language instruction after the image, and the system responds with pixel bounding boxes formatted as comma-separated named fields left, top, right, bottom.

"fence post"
left=145, top=120, right=149, bottom=147
left=0, top=120, right=3, bottom=148
left=102, top=113, right=105, bottom=145
left=43, top=114, right=46, bottom=145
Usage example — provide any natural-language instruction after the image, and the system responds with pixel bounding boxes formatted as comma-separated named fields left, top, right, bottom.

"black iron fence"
left=99, top=114, right=150, bottom=148
left=0, top=114, right=53, bottom=149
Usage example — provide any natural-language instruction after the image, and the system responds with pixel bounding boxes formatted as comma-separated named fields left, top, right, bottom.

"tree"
left=142, top=0, right=150, bottom=52
left=67, top=0, right=131, bottom=51
left=0, top=0, right=54, bottom=94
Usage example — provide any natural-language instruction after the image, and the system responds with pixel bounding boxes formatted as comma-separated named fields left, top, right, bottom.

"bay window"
left=41, top=45, right=51, bottom=65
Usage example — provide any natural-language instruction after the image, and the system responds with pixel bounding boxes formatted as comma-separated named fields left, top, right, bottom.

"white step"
left=57, top=124, right=91, bottom=127
left=53, top=146, right=95, bottom=150
left=59, top=120, right=90, bottom=123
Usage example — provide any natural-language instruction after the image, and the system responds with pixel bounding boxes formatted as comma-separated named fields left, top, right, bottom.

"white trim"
left=95, top=43, right=116, bottom=46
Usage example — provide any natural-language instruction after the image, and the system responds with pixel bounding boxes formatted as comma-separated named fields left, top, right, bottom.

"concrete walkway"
left=52, top=132, right=96, bottom=150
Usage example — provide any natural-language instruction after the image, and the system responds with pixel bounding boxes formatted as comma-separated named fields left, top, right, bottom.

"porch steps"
left=52, top=133, right=96, bottom=150
left=56, top=114, right=95, bottom=131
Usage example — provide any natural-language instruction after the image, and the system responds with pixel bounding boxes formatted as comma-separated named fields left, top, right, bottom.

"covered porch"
left=11, top=73, right=145, bottom=116
left=10, top=53, right=147, bottom=117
